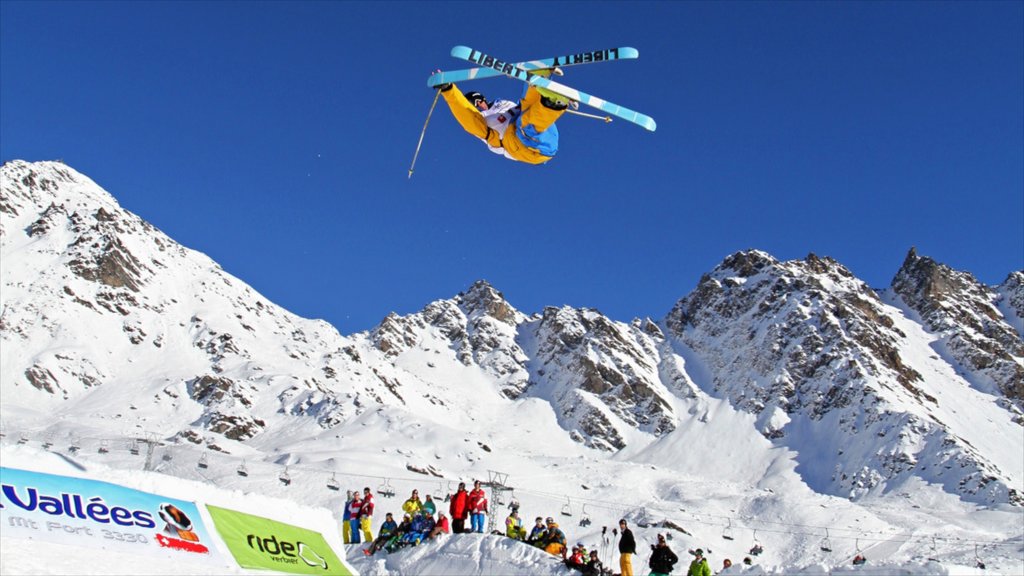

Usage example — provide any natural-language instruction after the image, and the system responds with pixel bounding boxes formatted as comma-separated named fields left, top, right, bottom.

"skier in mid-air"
left=434, top=68, right=574, bottom=165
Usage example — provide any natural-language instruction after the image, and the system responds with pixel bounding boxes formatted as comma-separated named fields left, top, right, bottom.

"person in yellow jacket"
left=436, top=69, right=572, bottom=165
left=505, top=509, right=527, bottom=540
left=402, top=489, right=423, bottom=517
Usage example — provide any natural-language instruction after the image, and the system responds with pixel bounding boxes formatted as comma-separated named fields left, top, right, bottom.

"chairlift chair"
left=975, top=544, right=986, bottom=570
left=820, top=528, right=833, bottom=553
left=378, top=478, right=396, bottom=498
left=129, top=439, right=140, bottom=456
left=198, top=453, right=209, bottom=469
left=279, top=466, right=292, bottom=486
left=237, top=461, right=249, bottom=477
left=98, top=440, right=109, bottom=454
left=327, top=473, right=341, bottom=491
left=749, top=530, right=764, bottom=556
left=722, top=518, right=735, bottom=540
left=561, top=497, right=573, bottom=517
left=579, top=505, right=592, bottom=527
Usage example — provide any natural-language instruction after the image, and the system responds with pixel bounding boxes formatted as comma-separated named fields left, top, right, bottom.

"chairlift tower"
left=483, top=470, right=512, bottom=534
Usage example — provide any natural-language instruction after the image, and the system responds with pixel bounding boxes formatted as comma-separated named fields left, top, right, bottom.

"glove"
left=432, top=69, right=452, bottom=92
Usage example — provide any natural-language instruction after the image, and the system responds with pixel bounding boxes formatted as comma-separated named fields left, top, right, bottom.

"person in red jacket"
left=449, top=482, right=470, bottom=533
left=347, top=491, right=363, bottom=544
left=359, top=487, right=375, bottom=543
left=467, top=480, right=488, bottom=533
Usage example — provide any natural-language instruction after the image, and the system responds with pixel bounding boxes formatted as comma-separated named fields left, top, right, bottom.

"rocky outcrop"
left=892, top=248, right=1024, bottom=412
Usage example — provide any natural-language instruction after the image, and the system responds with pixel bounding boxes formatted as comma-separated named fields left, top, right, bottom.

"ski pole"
left=408, top=89, right=442, bottom=179
left=566, top=108, right=612, bottom=123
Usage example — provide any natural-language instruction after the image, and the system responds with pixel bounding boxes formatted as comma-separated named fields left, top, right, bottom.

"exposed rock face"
left=664, top=250, right=1021, bottom=505
left=891, top=248, right=1024, bottom=412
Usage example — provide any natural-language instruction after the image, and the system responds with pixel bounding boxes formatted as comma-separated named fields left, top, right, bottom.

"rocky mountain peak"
left=891, top=248, right=1024, bottom=408
left=456, top=280, right=518, bottom=325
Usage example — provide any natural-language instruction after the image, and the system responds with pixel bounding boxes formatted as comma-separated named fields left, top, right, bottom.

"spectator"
left=359, top=487, right=375, bottom=542
left=449, top=482, right=470, bottom=533
left=341, top=491, right=353, bottom=544
left=362, top=512, right=398, bottom=556
left=423, top=494, right=437, bottom=517
left=402, top=489, right=423, bottom=517
left=347, top=490, right=363, bottom=544
left=565, top=543, right=587, bottom=570
left=505, top=509, right=526, bottom=540
left=527, top=517, right=546, bottom=547
left=542, top=517, right=567, bottom=558
left=619, top=519, right=637, bottom=576
left=428, top=512, right=451, bottom=539
left=468, top=480, right=488, bottom=533
left=682, top=546, right=706, bottom=576
left=582, top=550, right=604, bottom=576
left=649, top=534, right=679, bottom=576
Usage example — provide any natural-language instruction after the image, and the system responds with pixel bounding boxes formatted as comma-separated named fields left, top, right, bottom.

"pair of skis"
left=431, top=46, right=656, bottom=132
left=408, top=45, right=655, bottom=178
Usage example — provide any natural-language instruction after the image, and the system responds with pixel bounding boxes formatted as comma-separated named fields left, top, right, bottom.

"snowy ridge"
left=2, top=160, right=1023, bottom=574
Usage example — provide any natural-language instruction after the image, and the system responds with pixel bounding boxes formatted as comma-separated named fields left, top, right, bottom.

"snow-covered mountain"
left=2, top=160, right=1022, bottom=573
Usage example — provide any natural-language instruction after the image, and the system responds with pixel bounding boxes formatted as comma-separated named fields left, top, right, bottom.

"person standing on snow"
left=435, top=67, right=574, bottom=165
left=342, top=490, right=353, bottom=544
left=402, top=489, right=423, bottom=517
left=347, top=490, right=363, bottom=545
left=468, top=480, right=488, bottom=533
left=648, top=534, right=680, bottom=576
left=449, top=482, right=470, bottom=533
left=619, top=519, right=637, bottom=576
left=684, top=547, right=709, bottom=576
left=423, top=494, right=438, bottom=517
left=359, top=487, right=375, bottom=543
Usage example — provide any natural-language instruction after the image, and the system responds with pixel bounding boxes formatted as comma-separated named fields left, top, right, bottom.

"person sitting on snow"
left=363, top=512, right=398, bottom=556
left=582, top=550, right=605, bottom=576
left=505, top=509, right=527, bottom=540
left=542, top=517, right=568, bottom=558
left=565, top=543, right=587, bottom=571
left=428, top=512, right=450, bottom=540
left=527, top=517, right=547, bottom=547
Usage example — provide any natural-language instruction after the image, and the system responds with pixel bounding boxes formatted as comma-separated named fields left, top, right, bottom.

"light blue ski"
left=427, top=47, right=639, bottom=88
left=449, top=45, right=656, bottom=132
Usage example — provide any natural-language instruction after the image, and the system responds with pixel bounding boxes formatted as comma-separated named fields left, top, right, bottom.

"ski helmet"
left=464, top=91, right=487, bottom=108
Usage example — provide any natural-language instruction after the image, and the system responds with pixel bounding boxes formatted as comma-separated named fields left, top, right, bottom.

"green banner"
left=206, top=505, right=349, bottom=575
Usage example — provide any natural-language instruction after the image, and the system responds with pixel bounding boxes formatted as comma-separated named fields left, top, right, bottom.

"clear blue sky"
left=3, top=1, right=1022, bottom=333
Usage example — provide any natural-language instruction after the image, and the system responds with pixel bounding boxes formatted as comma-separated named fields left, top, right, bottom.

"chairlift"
left=198, top=453, right=209, bottom=469
left=579, top=504, right=592, bottom=527
left=722, top=518, right=735, bottom=541
left=749, top=530, right=764, bottom=556
left=237, top=461, right=249, bottom=477
left=820, top=528, right=833, bottom=553
left=279, top=466, right=292, bottom=486
left=561, top=497, right=573, bottom=517
left=851, top=539, right=866, bottom=565
left=327, top=473, right=341, bottom=491
left=974, top=544, right=986, bottom=570
left=42, top=432, right=54, bottom=450
left=98, top=440, right=110, bottom=454
left=69, top=437, right=81, bottom=453
left=17, top=434, right=29, bottom=445
left=129, top=439, right=140, bottom=455
left=378, top=478, right=396, bottom=498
